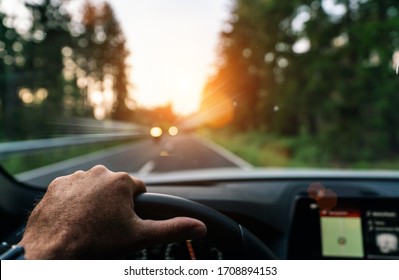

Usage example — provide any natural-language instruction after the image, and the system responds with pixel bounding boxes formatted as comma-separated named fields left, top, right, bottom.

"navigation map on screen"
left=320, top=209, right=364, bottom=258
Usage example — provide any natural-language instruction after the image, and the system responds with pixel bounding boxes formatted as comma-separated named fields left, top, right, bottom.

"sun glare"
left=110, top=0, right=230, bottom=116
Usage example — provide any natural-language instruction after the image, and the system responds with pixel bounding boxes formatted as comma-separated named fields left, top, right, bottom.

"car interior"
left=1, top=165, right=399, bottom=260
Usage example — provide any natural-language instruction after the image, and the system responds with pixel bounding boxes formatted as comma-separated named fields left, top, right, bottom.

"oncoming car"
left=150, top=126, right=179, bottom=143
left=1, top=0, right=399, bottom=260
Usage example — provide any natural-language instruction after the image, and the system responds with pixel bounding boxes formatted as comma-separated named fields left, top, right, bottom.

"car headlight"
left=168, top=126, right=178, bottom=136
left=150, top=127, right=163, bottom=138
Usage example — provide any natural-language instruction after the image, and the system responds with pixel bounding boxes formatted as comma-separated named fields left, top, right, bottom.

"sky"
left=0, top=0, right=232, bottom=115
left=103, top=0, right=232, bottom=115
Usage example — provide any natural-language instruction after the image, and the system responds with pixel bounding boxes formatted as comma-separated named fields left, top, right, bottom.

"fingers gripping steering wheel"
left=134, top=193, right=277, bottom=260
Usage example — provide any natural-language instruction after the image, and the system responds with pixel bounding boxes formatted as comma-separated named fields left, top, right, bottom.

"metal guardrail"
left=0, top=132, right=148, bottom=158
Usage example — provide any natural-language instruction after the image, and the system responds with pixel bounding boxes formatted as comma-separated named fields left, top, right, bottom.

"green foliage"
left=204, top=0, right=399, bottom=164
left=0, top=0, right=131, bottom=141
left=204, top=128, right=399, bottom=170
left=201, top=128, right=292, bottom=167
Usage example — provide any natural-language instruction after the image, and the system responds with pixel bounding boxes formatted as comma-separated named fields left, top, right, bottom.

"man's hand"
left=18, top=165, right=207, bottom=259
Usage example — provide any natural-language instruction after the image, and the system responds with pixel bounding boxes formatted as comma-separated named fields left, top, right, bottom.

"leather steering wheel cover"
left=134, top=193, right=276, bottom=259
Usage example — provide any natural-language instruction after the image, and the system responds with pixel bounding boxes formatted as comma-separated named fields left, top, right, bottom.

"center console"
left=288, top=197, right=399, bottom=259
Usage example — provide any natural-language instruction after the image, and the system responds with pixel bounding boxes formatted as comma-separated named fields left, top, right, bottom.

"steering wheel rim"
left=134, top=193, right=277, bottom=260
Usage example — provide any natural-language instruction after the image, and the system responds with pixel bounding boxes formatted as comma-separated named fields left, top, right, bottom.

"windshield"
left=1, top=0, right=399, bottom=187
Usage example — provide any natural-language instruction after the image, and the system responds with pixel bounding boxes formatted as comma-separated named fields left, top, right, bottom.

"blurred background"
left=2, top=0, right=399, bottom=177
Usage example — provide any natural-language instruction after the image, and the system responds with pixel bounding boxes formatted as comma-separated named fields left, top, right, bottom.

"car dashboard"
left=1, top=168, right=399, bottom=260
left=143, top=169, right=399, bottom=260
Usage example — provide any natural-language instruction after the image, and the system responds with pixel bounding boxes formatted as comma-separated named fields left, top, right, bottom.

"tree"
left=0, top=8, right=26, bottom=139
left=0, top=0, right=134, bottom=141
left=202, top=0, right=295, bottom=131
left=75, top=1, right=131, bottom=121
left=205, top=0, right=399, bottom=163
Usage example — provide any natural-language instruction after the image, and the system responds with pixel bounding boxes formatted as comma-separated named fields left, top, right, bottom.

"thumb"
left=135, top=217, right=207, bottom=248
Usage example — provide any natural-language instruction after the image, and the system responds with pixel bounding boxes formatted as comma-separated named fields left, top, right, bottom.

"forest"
left=0, top=0, right=131, bottom=140
left=201, top=0, right=399, bottom=166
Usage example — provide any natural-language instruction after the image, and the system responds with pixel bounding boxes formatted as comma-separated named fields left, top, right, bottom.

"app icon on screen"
left=376, top=233, right=398, bottom=254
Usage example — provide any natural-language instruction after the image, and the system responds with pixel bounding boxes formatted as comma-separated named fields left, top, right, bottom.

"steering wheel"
left=134, top=193, right=277, bottom=260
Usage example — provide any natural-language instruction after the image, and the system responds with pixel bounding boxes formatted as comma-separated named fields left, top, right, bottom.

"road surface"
left=16, top=134, right=252, bottom=186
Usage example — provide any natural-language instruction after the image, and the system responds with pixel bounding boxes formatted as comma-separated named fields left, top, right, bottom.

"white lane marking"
left=137, top=160, right=155, bottom=176
left=196, top=137, right=253, bottom=170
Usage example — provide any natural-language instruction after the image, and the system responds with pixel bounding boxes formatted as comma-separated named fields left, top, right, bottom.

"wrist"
left=18, top=229, right=83, bottom=259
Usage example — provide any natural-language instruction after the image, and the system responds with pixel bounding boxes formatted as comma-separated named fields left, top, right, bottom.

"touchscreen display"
left=365, top=210, right=399, bottom=259
left=320, top=209, right=364, bottom=258
left=289, top=197, right=399, bottom=259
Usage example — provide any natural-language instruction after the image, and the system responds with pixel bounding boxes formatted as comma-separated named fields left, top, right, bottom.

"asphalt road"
left=16, top=134, right=252, bottom=186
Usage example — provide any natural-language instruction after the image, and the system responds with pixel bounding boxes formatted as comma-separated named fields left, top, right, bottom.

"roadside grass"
left=1, top=140, right=132, bottom=175
left=200, top=128, right=399, bottom=170
left=200, top=128, right=292, bottom=167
